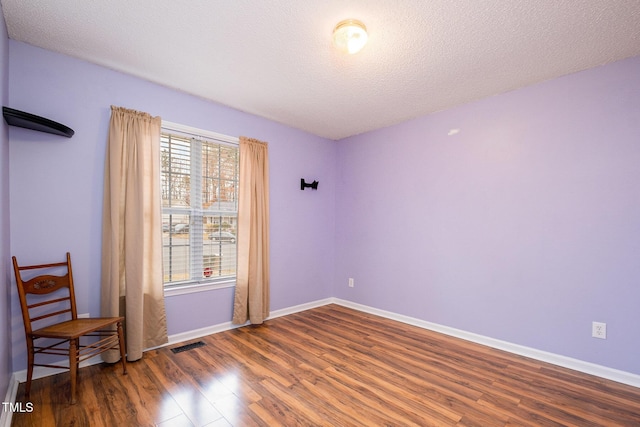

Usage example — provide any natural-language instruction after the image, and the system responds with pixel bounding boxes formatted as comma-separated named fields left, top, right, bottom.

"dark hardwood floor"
left=11, top=304, right=640, bottom=426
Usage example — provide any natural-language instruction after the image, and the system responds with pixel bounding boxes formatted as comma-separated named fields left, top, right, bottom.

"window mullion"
left=190, top=138, right=203, bottom=281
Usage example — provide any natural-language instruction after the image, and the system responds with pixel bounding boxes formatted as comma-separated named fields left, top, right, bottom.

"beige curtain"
left=101, top=106, right=168, bottom=362
left=232, top=137, right=270, bottom=324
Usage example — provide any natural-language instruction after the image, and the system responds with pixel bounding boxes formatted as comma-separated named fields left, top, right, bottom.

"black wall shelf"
left=2, top=107, right=74, bottom=138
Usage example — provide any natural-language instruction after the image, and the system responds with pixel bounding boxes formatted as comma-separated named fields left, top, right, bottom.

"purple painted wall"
left=0, top=3, right=12, bottom=399
left=8, top=41, right=336, bottom=370
left=335, top=55, right=640, bottom=374
left=5, top=35, right=640, bottom=379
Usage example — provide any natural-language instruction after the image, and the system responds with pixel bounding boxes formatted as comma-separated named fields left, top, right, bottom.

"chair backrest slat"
left=23, top=274, right=71, bottom=295
left=27, top=296, right=71, bottom=310
left=31, top=308, right=73, bottom=323
left=17, top=261, right=67, bottom=271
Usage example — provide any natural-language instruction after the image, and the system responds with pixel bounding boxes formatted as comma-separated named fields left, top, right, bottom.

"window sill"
left=164, top=279, right=235, bottom=297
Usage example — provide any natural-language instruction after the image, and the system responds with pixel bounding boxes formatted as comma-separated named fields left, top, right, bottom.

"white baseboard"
left=12, top=355, right=104, bottom=384
left=0, top=374, right=19, bottom=427
left=10, top=298, right=335, bottom=386
left=163, top=298, right=334, bottom=347
left=331, top=298, right=640, bottom=389
left=9, top=297, right=639, bottom=394
left=269, top=298, right=335, bottom=319
left=165, top=296, right=640, bottom=388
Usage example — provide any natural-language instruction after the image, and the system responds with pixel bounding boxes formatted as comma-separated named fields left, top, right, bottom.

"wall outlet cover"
left=592, top=321, right=607, bottom=339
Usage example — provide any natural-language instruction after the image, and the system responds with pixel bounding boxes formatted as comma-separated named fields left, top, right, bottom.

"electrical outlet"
left=592, top=321, right=606, bottom=339
left=348, top=278, right=354, bottom=288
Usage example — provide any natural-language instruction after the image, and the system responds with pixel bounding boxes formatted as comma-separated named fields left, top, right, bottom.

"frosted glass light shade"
left=333, top=19, right=368, bottom=54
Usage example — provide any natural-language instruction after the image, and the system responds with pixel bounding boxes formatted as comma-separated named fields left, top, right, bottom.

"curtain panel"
left=101, top=106, right=168, bottom=362
left=232, top=137, right=270, bottom=324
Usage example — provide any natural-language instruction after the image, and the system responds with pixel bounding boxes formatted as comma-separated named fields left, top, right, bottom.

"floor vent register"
left=170, top=341, right=206, bottom=354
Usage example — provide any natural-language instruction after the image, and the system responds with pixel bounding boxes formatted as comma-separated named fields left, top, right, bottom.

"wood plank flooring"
left=11, top=304, right=640, bottom=426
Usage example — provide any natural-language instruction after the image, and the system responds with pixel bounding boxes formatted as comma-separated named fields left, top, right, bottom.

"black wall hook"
left=301, top=179, right=319, bottom=190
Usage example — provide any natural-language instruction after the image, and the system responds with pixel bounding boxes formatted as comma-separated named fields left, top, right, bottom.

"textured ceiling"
left=2, top=1, right=640, bottom=140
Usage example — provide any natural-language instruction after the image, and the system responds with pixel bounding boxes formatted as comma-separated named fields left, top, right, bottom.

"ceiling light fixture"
left=333, top=19, right=368, bottom=54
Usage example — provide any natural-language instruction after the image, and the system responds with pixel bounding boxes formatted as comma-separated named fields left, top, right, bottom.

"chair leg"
left=117, top=321, right=127, bottom=375
left=25, top=339, right=34, bottom=399
left=69, top=338, right=77, bottom=404
left=76, top=338, right=80, bottom=372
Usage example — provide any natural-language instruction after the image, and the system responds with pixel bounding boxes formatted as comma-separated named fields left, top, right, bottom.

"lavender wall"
left=335, top=55, right=640, bottom=374
left=6, top=36, right=640, bottom=379
left=0, top=4, right=12, bottom=399
left=8, top=41, right=336, bottom=371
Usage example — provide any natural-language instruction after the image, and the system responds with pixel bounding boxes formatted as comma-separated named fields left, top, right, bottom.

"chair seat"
left=32, top=317, right=125, bottom=339
left=13, top=253, right=127, bottom=403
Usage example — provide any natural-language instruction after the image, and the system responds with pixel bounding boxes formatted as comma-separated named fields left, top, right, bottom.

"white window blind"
left=160, top=122, right=239, bottom=289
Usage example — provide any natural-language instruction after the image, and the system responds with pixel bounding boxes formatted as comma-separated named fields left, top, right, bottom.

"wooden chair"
left=12, top=252, right=127, bottom=404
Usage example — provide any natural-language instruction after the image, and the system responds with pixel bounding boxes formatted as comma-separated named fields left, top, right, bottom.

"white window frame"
left=161, top=121, right=239, bottom=297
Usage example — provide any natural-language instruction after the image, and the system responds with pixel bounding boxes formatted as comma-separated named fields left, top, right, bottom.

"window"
left=160, top=122, right=239, bottom=291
